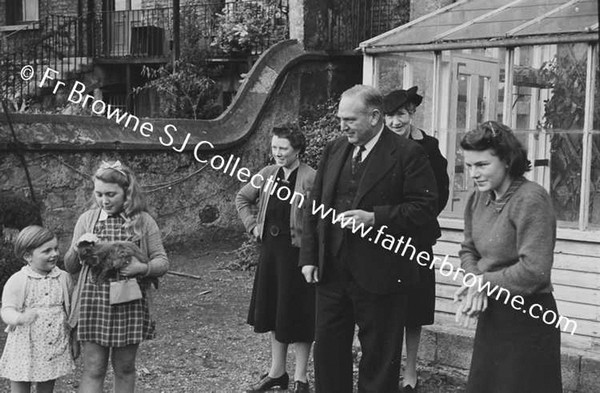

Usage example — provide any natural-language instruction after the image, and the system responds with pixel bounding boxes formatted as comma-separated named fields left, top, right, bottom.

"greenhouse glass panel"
left=376, top=53, right=435, bottom=132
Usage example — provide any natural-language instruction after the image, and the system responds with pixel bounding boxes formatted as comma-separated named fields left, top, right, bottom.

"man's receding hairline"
left=340, top=95, right=380, bottom=115
left=342, top=85, right=382, bottom=110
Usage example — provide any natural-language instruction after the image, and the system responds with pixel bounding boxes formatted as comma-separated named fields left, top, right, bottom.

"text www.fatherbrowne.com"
left=28, top=66, right=577, bottom=336
left=311, top=200, right=578, bottom=335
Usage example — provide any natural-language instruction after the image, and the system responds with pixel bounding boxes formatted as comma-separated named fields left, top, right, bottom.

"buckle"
left=269, top=225, right=280, bottom=237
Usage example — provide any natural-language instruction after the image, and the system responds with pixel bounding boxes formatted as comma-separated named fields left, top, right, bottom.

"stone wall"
left=0, top=56, right=361, bottom=251
left=420, top=325, right=600, bottom=393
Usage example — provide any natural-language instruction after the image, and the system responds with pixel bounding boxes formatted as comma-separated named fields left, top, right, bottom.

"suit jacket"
left=299, top=127, right=439, bottom=294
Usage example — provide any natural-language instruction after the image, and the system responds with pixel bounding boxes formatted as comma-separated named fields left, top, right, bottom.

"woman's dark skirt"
left=466, top=293, right=562, bottom=393
left=247, top=231, right=315, bottom=344
left=405, top=246, right=436, bottom=327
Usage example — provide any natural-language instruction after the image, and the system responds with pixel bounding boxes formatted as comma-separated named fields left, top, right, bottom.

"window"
left=375, top=52, right=435, bottom=132
left=513, top=43, right=597, bottom=229
left=6, top=0, right=39, bottom=24
left=372, top=41, right=599, bottom=231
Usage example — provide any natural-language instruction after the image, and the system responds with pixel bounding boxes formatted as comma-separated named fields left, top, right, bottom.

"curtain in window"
left=23, top=0, right=39, bottom=21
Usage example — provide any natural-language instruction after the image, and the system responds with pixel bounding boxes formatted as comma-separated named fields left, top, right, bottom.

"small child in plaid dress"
left=0, top=225, right=74, bottom=393
left=64, top=161, right=169, bottom=393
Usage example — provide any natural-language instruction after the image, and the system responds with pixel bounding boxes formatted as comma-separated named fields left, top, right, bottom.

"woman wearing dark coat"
left=235, top=125, right=316, bottom=393
left=383, top=86, right=450, bottom=392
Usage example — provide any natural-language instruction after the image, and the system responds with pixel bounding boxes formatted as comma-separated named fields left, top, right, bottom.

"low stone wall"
left=0, top=56, right=362, bottom=251
left=420, top=325, right=600, bottom=393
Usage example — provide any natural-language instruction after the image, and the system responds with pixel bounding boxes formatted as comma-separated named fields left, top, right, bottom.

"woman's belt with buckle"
left=269, top=225, right=280, bottom=237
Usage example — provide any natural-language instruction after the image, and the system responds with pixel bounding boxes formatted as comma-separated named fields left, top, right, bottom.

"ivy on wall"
left=300, top=98, right=343, bottom=169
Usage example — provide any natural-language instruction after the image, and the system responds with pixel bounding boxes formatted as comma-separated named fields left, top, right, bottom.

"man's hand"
left=302, top=266, right=319, bottom=284
left=337, top=210, right=375, bottom=228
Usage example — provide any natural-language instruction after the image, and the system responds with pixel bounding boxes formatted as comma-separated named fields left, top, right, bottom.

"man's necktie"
left=352, top=145, right=366, bottom=175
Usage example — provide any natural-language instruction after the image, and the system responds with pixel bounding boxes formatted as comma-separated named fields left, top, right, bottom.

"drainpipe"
left=173, top=0, right=180, bottom=67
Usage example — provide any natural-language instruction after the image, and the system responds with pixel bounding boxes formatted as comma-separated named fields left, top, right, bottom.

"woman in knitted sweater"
left=454, top=121, right=562, bottom=393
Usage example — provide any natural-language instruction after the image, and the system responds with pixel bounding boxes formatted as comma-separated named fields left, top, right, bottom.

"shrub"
left=134, top=6, right=224, bottom=120
left=299, top=98, right=343, bottom=169
left=0, top=237, right=23, bottom=295
left=0, top=193, right=42, bottom=231
left=136, top=61, right=222, bottom=120
left=211, top=0, right=288, bottom=55
left=220, top=234, right=260, bottom=271
left=0, top=193, right=42, bottom=294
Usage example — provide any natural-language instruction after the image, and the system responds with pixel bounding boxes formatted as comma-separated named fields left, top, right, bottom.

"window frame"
left=5, top=0, right=39, bottom=24
left=366, top=41, right=600, bottom=236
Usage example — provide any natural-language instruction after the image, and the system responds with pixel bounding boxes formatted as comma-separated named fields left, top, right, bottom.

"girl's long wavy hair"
left=93, top=161, right=147, bottom=238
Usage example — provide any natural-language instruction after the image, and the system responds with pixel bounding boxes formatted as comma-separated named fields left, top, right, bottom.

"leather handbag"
left=109, top=278, right=142, bottom=305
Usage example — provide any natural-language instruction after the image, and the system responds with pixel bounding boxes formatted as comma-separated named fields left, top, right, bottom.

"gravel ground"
left=0, top=233, right=467, bottom=392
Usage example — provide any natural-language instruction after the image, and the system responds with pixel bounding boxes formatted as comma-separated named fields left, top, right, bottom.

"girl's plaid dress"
left=77, top=215, right=155, bottom=347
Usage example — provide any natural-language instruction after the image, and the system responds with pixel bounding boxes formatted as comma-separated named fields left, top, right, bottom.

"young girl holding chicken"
left=64, top=161, right=169, bottom=393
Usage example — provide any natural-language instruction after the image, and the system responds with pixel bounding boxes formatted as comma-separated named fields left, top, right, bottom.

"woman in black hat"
left=383, top=86, right=450, bottom=392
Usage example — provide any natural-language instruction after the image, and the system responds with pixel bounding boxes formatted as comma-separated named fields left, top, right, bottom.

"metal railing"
left=0, top=14, right=91, bottom=102
left=0, top=1, right=290, bottom=105
left=94, top=1, right=289, bottom=59
left=326, top=0, right=410, bottom=51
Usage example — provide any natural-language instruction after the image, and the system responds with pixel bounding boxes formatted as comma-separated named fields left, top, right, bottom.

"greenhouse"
left=361, top=0, right=599, bottom=234
left=360, top=0, right=599, bottom=350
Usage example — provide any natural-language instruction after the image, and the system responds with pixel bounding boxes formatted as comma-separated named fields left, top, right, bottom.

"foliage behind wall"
left=542, top=45, right=600, bottom=225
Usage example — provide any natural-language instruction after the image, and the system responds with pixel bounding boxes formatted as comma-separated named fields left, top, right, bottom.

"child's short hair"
left=14, top=225, right=56, bottom=261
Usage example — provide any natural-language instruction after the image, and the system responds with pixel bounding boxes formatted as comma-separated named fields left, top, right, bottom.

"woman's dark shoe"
left=245, top=372, right=289, bottom=392
left=293, top=380, right=310, bottom=393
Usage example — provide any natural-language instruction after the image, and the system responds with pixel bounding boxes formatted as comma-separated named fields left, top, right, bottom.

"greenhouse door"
left=445, top=54, right=499, bottom=217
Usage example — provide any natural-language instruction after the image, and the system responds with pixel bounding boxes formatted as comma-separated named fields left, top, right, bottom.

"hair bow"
left=100, top=160, right=127, bottom=177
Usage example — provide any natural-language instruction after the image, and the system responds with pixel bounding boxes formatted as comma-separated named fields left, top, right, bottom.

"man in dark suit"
left=300, top=85, right=439, bottom=393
